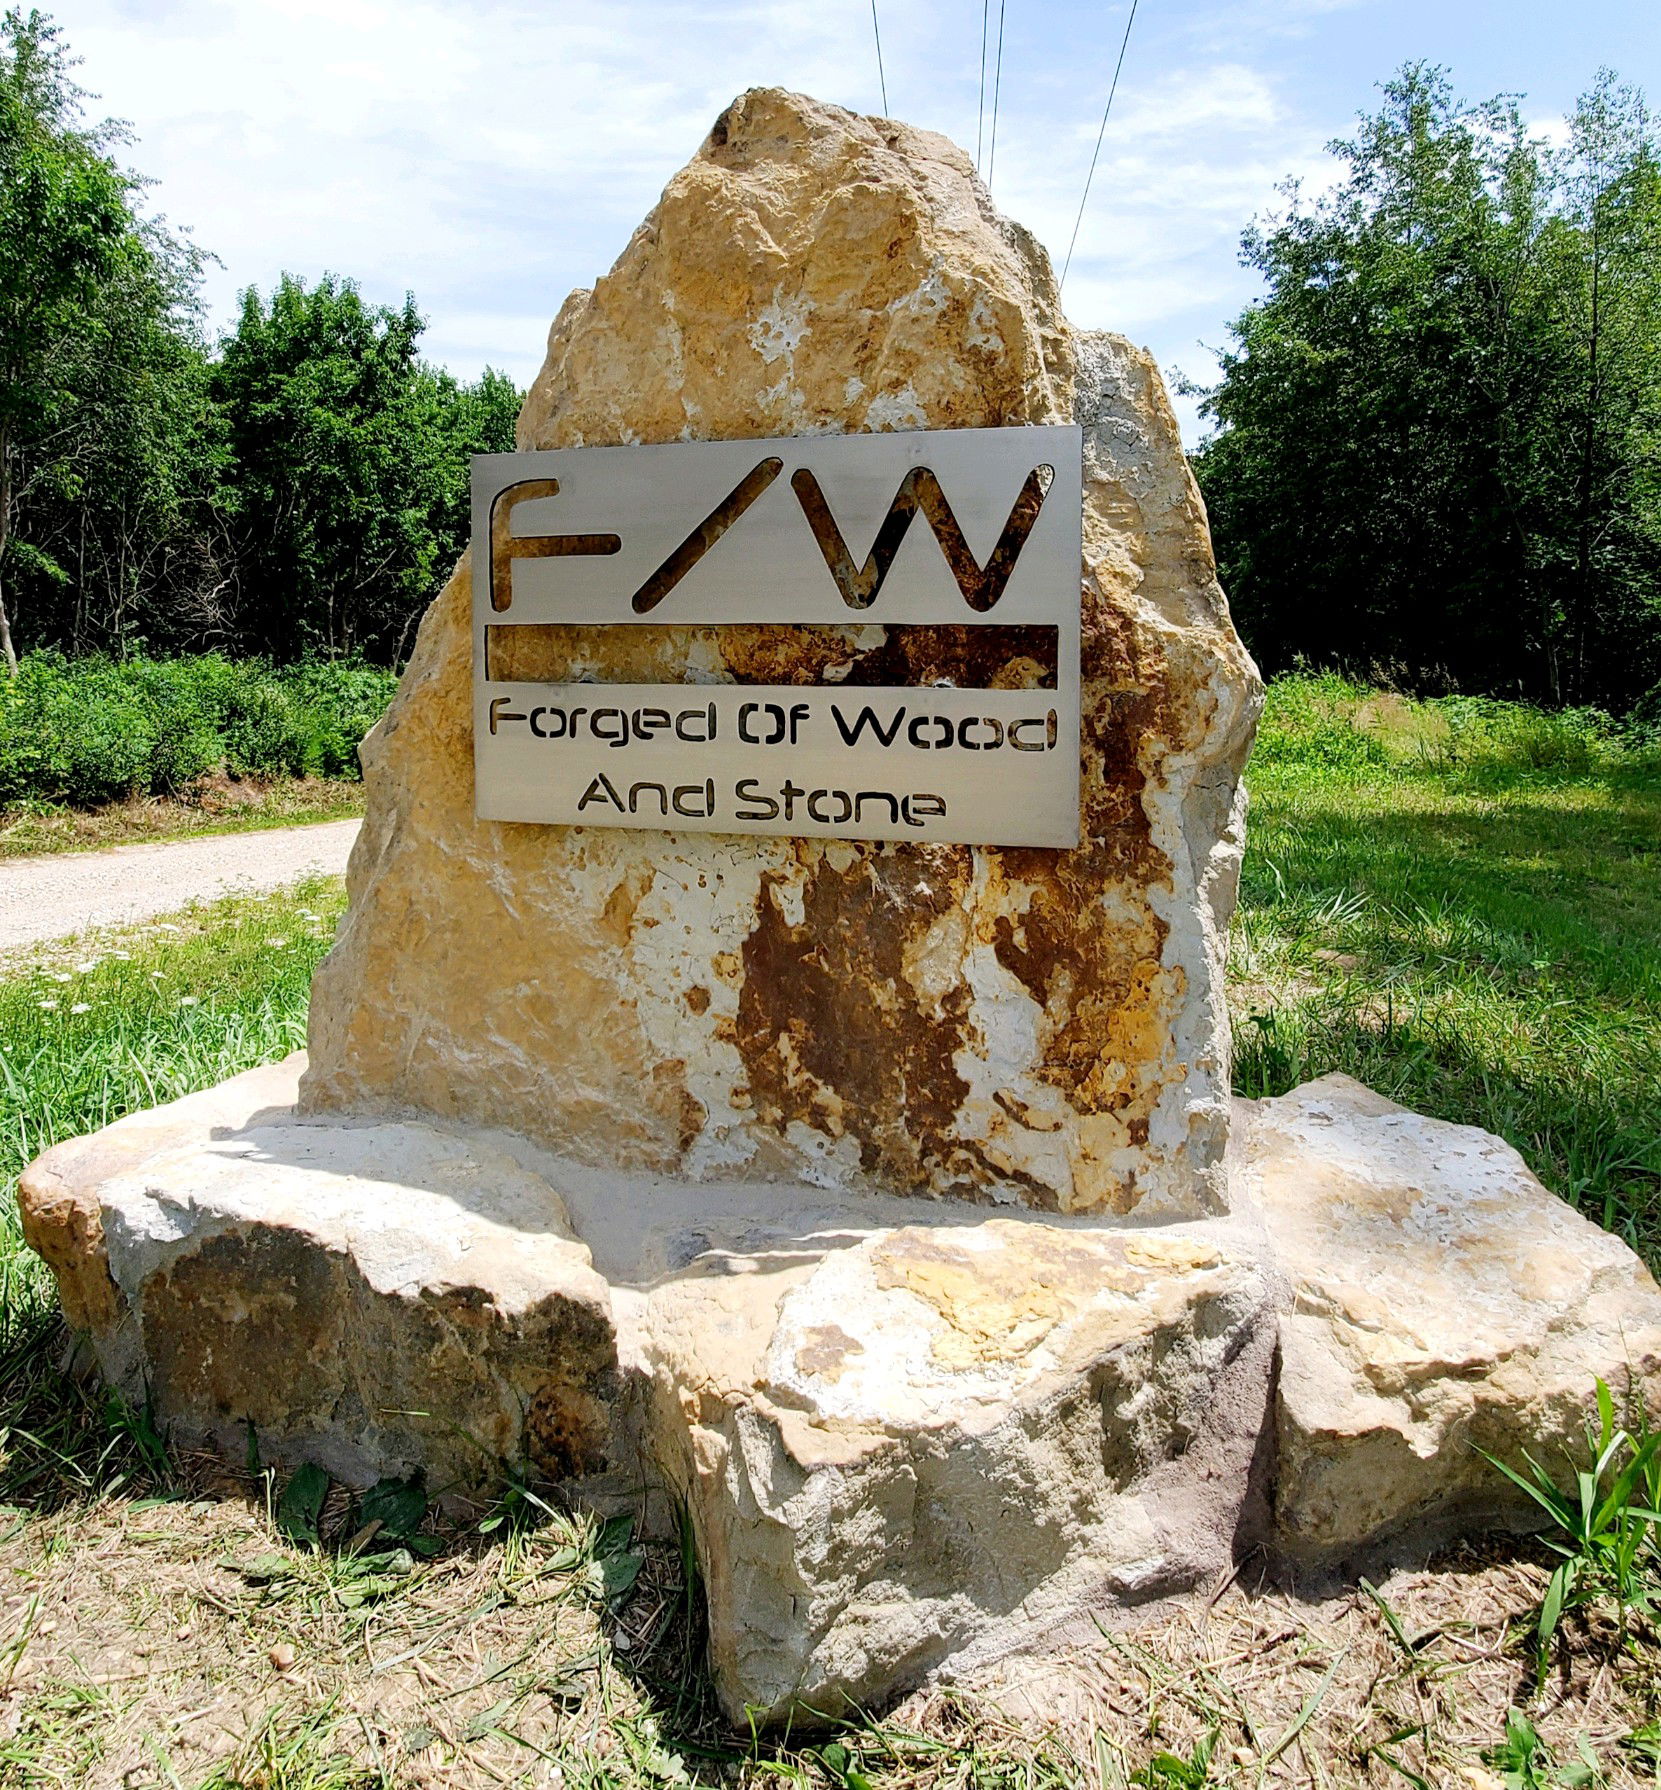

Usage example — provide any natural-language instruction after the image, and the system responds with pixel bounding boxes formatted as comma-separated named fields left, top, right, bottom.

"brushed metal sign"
left=472, top=424, right=1082, bottom=847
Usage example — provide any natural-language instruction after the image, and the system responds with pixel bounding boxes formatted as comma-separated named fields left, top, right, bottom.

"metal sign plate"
left=471, top=424, right=1082, bottom=847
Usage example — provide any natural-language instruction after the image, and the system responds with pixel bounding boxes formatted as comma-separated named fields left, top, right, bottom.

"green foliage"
left=0, top=8, right=212, bottom=667
left=0, top=13, right=519, bottom=671
left=1194, top=65, right=1661, bottom=711
left=1252, top=670, right=1390, bottom=770
left=1251, top=672, right=1661, bottom=786
left=1483, top=1708, right=1604, bottom=1788
left=1482, top=1380, right=1661, bottom=1683
left=0, top=649, right=395, bottom=805
left=1130, top=1728, right=1220, bottom=1786
left=276, top=1460, right=330, bottom=1547
left=476, top=1461, right=560, bottom=1539
left=211, top=275, right=516, bottom=661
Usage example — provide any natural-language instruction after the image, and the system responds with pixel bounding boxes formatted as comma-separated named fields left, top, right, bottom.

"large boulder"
left=21, top=1065, right=1661, bottom=1721
left=17, top=1059, right=621, bottom=1494
left=20, top=87, right=1661, bottom=1729
left=299, top=87, right=1261, bottom=1220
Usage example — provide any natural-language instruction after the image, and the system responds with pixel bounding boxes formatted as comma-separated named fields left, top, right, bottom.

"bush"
left=278, top=659, right=400, bottom=776
left=1423, top=696, right=1661, bottom=782
left=1250, top=673, right=1661, bottom=786
left=1251, top=672, right=1390, bottom=772
left=0, top=652, right=398, bottom=808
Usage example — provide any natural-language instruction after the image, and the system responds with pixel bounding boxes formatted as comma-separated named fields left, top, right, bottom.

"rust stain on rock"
left=490, top=622, right=1056, bottom=691
left=736, top=846, right=981, bottom=1192
left=793, top=1323, right=865, bottom=1383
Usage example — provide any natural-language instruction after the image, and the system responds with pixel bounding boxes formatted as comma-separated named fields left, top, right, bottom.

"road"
left=0, top=819, right=361, bottom=953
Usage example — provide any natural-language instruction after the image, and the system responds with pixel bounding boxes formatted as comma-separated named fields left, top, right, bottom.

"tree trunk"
left=0, top=437, right=18, bottom=673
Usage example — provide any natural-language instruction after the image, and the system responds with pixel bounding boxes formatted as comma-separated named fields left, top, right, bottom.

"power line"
left=870, top=0, right=889, bottom=115
left=986, top=0, right=1006, bottom=187
left=1060, top=0, right=1140, bottom=290
left=975, top=0, right=990, bottom=173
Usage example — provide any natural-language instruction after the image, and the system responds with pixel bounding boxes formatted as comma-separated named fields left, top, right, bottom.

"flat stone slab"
left=21, top=1059, right=1661, bottom=1721
left=1240, top=1077, right=1661, bottom=1561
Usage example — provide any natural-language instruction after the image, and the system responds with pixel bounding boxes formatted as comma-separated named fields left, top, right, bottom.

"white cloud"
left=53, top=0, right=1361, bottom=434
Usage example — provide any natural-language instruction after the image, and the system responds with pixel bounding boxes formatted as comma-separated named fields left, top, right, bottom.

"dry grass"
left=0, top=779, right=364, bottom=860
left=1001, top=1544, right=1661, bottom=1786
left=0, top=1477, right=674, bottom=1786
left=5, top=1444, right=1661, bottom=1788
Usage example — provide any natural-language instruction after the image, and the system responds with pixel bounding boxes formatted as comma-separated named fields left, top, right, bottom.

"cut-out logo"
left=488, top=479, right=620, bottom=613
left=489, top=459, right=1055, bottom=616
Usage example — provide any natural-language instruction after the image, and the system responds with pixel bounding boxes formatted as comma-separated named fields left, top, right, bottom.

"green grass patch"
left=1235, top=674, right=1661, bottom=1261
left=0, top=776, right=366, bottom=859
left=0, top=879, right=346, bottom=1506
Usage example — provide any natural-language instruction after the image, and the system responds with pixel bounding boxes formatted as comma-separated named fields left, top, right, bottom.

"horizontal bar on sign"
left=484, top=622, right=1058, bottom=691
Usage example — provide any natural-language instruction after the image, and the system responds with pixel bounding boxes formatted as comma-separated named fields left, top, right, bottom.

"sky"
left=45, top=0, right=1661, bottom=442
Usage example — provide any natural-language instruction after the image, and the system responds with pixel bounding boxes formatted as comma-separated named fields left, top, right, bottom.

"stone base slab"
left=20, top=1058, right=1661, bottom=1722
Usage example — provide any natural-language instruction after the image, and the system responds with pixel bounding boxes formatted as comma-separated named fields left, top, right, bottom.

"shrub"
left=277, top=659, right=399, bottom=776
left=1250, top=671, right=1390, bottom=772
left=0, top=652, right=398, bottom=808
left=1249, top=674, right=1661, bottom=787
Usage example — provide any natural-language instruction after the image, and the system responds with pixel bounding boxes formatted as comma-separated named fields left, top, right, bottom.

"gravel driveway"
left=0, top=819, right=361, bottom=953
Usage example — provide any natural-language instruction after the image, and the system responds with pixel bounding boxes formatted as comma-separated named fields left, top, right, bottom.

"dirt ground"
left=0, top=818, right=359, bottom=952
left=2, top=1442, right=1657, bottom=1788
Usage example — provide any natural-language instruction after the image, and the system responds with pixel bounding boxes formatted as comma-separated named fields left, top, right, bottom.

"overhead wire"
left=986, top=0, right=1006, bottom=187
left=870, top=0, right=889, bottom=115
left=1060, top=0, right=1141, bottom=289
left=975, top=0, right=990, bottom=173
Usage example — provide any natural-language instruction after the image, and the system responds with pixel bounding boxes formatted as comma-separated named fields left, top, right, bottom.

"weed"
left=195, top=1702, right=384, bottom=1789
left=476, top=1458, right=561, bottom=1539
left=1482, top=1379, right=1661, bottom=1682
left=1483, top=1707, right=1605, bottom=1787
left=1129, top=1725, right=1220, bottom=1785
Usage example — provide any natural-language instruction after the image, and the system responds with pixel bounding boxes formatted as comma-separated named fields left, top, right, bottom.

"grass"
left=1235, top=673, right=1661, bottom=1266
left=0, top=880, right=343, bottom=1379
left=0, top=778, right=365, bottom=860
left=0, top=674, right=1659, bottom=1782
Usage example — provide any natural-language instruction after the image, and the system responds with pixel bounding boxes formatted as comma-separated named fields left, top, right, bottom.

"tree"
left=11, top=209, right=224, bottom=657
left=1545, top=75, right=1661, bottom=703
left=0, top=7, right=135, bottom=668
left=1192, top=66, right=1661, bottom=708
left=211, top=275, right=518, bottom=661
left=2, top=10, right=519, bottom=669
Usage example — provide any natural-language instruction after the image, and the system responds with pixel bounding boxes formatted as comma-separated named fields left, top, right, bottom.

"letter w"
left=832, top=704, right=907, bottom=747
left=792, top=464, right=1052, bottom=612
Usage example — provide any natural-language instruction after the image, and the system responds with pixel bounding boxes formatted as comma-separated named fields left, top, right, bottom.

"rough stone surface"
left=644, top=1212, right=1277, bottom=1719
left=19, top=1058, right=621, bottom=1494
left=23, top=1064, right=1661, bottom=1720
left=299, top=87, right=1261, bottom=1220
left=1240, top=1075, right=1661, bottom=1563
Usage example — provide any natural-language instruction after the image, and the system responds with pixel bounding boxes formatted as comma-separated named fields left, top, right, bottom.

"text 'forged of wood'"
left=470, top=424, right=1083, bottom=846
